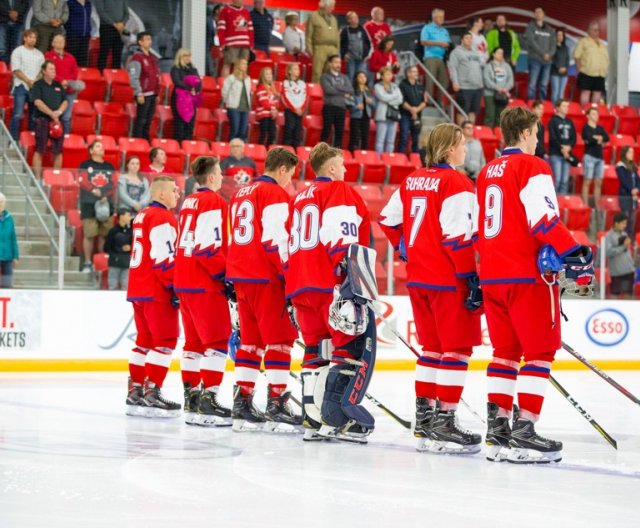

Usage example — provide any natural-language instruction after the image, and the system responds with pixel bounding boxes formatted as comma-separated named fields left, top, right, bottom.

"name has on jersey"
left=585, top=308, right=630, bottom=347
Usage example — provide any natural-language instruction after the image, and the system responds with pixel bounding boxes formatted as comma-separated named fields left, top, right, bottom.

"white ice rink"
left=1, top=369, right=639, bottom=528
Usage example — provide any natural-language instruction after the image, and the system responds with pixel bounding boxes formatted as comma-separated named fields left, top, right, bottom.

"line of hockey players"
left=124, top=105, right=594, bottom=463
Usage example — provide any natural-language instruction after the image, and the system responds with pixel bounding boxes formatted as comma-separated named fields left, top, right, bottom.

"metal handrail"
left=397, top=50, right=469, bottom=123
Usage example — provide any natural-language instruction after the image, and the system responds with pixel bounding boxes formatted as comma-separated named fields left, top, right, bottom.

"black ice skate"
left=141, top=380, right=181, bottom=418
left=317, top=421, right=372, bottom=444
left=263, top=391, right=304, bottom=433
left=414, top=397, right=437, bottom=439
left=125, top=377, right=144, bottom=416
left=485, top=403, right=512, bottom=462
left=231, top=385, right=266, bottom=432
left=507, top=419, right=562, bottom=464
left=417, top=410, right=481, bottom=454
left=196, top=389, right=232, bottom=427
left=183, top=383, right=200, bottom=425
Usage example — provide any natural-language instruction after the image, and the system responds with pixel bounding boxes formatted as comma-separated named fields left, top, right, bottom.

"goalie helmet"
left=328, top=284, right=369, bottom=336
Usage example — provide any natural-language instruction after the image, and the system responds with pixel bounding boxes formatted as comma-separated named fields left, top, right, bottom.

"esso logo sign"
left=585, top=309, right=629, bottom=347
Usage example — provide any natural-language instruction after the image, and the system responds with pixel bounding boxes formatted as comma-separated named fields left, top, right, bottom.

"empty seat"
left=193, top=107, right=218, bottom=141
left=94, top=101, right=129, bottom=138
left=557, top=194, right=591, bottom=231
left=70, top=99, right=96, bottom=136
left=597, top=196, right=622, bottom=230
left=43, top=169, right=79, bottom=213
left=382, top=152, right=414, bottom=184
left=354, top=150, right=385, bottom=183
left=353, top=184, right=384, bottom=218
left=77, top=68, right=107, bottom=102
left=181, top=140, right=212, bottom=166
left=62, top=134, right=88, bottom=169
left=103, top=69, right=134, bottom=103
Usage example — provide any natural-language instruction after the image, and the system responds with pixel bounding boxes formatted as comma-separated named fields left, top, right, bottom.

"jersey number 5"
left=130, top=228, right=143, bottom=268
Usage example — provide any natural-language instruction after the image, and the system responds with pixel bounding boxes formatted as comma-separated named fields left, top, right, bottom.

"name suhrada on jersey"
left=0, top=331, right=27, bottom=348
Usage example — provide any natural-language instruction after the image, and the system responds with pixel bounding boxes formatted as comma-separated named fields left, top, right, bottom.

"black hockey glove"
left=464, top=274, right=483, bottom=311
left=224, top=281, right=237, bottom=303
left=170, top=293, right=180, bottom=309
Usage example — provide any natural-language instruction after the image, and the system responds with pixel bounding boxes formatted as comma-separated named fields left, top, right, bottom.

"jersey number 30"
left=289, top=205, right=320, bottom=254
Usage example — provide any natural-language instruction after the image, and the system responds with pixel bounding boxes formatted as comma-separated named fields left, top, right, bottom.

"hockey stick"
left=561, top=341, right=640, bottom=406
left=367, top=302, right=487, bottom=426
left=293, top=340, right=412, bottom=429
left=549, top=374, right=618, bottom=450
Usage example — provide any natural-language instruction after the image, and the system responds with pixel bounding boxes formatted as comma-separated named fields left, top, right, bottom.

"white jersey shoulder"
left=149, top=222, right=177, bottom=265
left=440, top=190, right=476, bottom=244
left=195, top=209, right=223, bottom=251
left=319, top=205, right=362, bottom=248
left=261, top=202, right=290, bottom=261
left=519, top=173, right=561, bottom=231
left=379, top=189, right=403, bottom=227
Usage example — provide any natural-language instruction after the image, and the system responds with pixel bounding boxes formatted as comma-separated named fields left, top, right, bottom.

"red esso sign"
left=586, top=309, right=629, bottom=347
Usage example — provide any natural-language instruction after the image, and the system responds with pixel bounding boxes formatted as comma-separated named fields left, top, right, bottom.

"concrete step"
left=1, top=183, right=48, bottom=199
left=17, top=255, right=82, bottom=272
left=18, top=239, right=73, bottom=257
left=10, top=211, right=61, bottom=229
left=15, top=225, right=56, bottom=239
left=13, top=269, right=95, bottom=289
left=3, top=199, right=50, bottom=214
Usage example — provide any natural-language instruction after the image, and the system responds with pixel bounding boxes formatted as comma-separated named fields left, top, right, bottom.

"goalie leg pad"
left=345, top=244, right=379, bottom=303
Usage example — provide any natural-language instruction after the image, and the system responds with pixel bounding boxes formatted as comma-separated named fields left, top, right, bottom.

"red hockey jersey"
left=475, top=148, right=579, bottom=284
left=226, top=176, right=290, bottom=284
left=255, top=83, right=279, bottom=120
left=379, top=164, right=477, bottom=290
left=127, top=202, right=178, bottom=302
left=174, top=188, right=228, bottom=293
left=218, top=5, right=254, bottom=48
left=284, top=177, right=371, bottom=299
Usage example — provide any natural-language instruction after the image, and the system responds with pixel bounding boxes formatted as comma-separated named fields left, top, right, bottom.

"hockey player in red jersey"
left=126, top=176, right=181, bottom=417
left=226, top=147, right=302, bottom=432
left=285, top=142, right=374, bottom=443
left=379, top=123, right=482, bottom=453
left=476, top=107, right=593, bottom=463
left=174, top=156, right=233, bottom=426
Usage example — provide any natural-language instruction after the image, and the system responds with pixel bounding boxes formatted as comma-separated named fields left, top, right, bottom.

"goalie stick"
left=549, top=375, right=618, bottom=450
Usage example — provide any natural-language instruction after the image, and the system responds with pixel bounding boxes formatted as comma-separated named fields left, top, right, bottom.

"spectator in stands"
left=251, top=0, right=273, bottom=56
left=369, top=35, right=399, bottom=81
left=616, top=147, right=640, bottom=236
left=104, top=208, right=132, bottom=290
left=218, top=0, right=253, bottom=78
left=170, top=48, right=202, bottom=143
left=32, top=0, right=68, bottom=53
left=349, top=70, right=373, bottom=152
left=306, top=0, right=339, bottom=83
left=283, top=12, right=305, bottom=56
left=420, top=8, right=451, bottom=102
left=222, top=57, right=252, bottom=141
left=483, top=48, right=513, bottom=128
left=448, top=32, right=484, bottom=125
left=30, top=60, right=66, bottom=178
left=118, top=155, right=150, bottom=213
left=363, top=7, right=391, bottom=51
left=525, top=7, right=556, bottom=101
left=0, top=192, right=19, bottom=288
left=398, top=65, right=426, bottom=154
left=582, top=107, right=609, bottom=208
left=460, top=120, right=485, bottom=181
left=486, top=14, right=521, bottom=72
left=548, top=99, right=576, bottom=194
left=129, top=32, right=160, bottom=141
left=550, top=29, right=570, bottom=104
left=574, top=21, right=609, bottom=106
left=0, top=0, right=29, bottom=64
left=374, top=66, right=402, bottom=154
left=483, top=19, right=495, bottom=34
left=281, top=62, right=307, bottom=148
left=143, top=147, right=168, bottom=177
left=468, top=16, right=488, bottom=63
left=205, top=3, right=221, bottom=76
left=340, top=11, right=370, bottom=82
left=605, top=212, right=635, bottom=299
left=220, top=138, right=257, bottom=183
left=45, top=34, right=84, bottom=134
left=94, top=0, right=128, bottom=70
left=532, top=99, right=546, bottom=159
left=320, top=54, right=354, bottom=148
left=78, top=140, right=115, bottom=272
left=255, top=67, right=278, bottom=147
left=65, top=0, right=92, bottom=68
left=9, top=29, right=44, bottom=140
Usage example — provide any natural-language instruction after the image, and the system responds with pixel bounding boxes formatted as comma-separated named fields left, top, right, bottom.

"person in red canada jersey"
left=226, top=147, right=302, bottom=432
left=126, top=176, right=181, bottom=418
left=174, top=156, right=233, bottom=427
left=379, top=123, right=482, bottom=454
left=476, top=106, right=591, bottom=464
left=284, top=142, right=373, bottom=443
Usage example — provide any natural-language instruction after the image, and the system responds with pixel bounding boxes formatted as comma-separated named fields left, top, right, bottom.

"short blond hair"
left=309, top=142, right=342, bottom=174
left=173, top=48, right=192, bottom=68
left=424, top=123, right=463, bottom=166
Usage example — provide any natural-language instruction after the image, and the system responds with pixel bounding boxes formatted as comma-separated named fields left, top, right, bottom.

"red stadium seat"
left=151, top=138, right=184, bottom=174
left=103, top=69, right=134, bottom=103
left=70, top=99, right=96, bottom=136
left=0, top=94, right=13, bottom=128
left=375, top=260, right=388, bottom=294
left=507, top=98, right=528, bottom=109
left=382, top=152, right=414, bottom=184
left=354, top=150, right=385, bottom=183
left=474, top=126, right=499, bottom=161
left=557, top=194, right=591, bottom=231
left=62, top=134, right=88, bottom=169
left=86, top=134, right=120, bottom=167
left=569, top=230, right=596, bottom=257
left=248, top=59, right=274, bottom=80
left=352, top=184, right=384, bottom=218
left=303, top=114, right=323, bottom=147
left=392, top=260, right=408, bottom=295
left=43, top=169, right=79, bottom=213
left=211, top=141, right=231, bottom=159
left=159, top=73, right=174, bottom=105
left=193, top=107, right=218, bottom=141
left=598, top=196, right=622, bottom=230
left=94, top=101, right=129, bottom=138
left=0, top=61, right=12, bottom=94
left=66, top=209, right=83, bottom=256
left=612, top=105, right=640, bottom=136
left=77, top=68, right=107, bottom=102
left=371, top=222, right=390, bottom=261
left=296, top=146, right=314, bottom=179
left=214, top=108, right=229, bottom=141
left=92, top=252, right=109, bottom=289
left=152, top=105, right=174, bottom=139
left=201, top=76, right=222, bottom=109
left=119, top=138, right=151, bottom=167
left=602, top=165, right=621, bottom=196
left=610, top=134, right=637, bottom=163
left=182, top=140, right=212, bottom=166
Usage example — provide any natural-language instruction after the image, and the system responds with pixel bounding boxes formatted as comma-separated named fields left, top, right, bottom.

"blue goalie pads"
left=228, top=330, right=240, bottom=362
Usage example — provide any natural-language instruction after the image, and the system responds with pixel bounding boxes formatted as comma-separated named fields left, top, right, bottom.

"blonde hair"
left=258, top=67, right=274, bottom=87
left=309, top=142, right=342, bottom=175
left=424, top=123, right=463, bottom=166
left=378, top=66, right=393, bottom=82
left=285, top=62, right=300, bottom=80
left=233, top=58, right=248, bottom=80
left=173, top=48, right=192, bottom=68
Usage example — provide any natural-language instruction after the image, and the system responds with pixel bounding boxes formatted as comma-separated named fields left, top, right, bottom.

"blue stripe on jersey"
left=531, top=216, right=559, bottom=235
left=520, top=365, right=551, bottom=375
left=264, top=360, right=291, bottom=368
left=418, top=357, right=440, bottom=366
left=151, top=261, right=175, bottom=271
left=225, top=277, right=270, bottom=284
left=286, top=286, right=335, bottom=299
left=255, top=175, right=278, bottom=184
left=479, top=277, right=536, bottom=285
left=235, top=358, right=261, bottom=367
left=127, top=296, right=154, bottom=302
left=174, top=287, right=206, bottom=293
left=456, top=271, right=476, bottom=279
left=407, top=281, right=456, bottom=291
left=487, top=367, right=519, bottom=377
left=502, top=148, right=523, bottom=156
left=440, top=360, right=468, bottom=368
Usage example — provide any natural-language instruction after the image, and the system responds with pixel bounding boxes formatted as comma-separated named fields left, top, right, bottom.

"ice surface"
left=1, top=369, right=639, bottom=528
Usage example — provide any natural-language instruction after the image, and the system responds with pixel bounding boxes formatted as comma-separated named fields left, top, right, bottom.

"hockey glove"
left=224, top=281, right=237, bottom=302
left=398, top=236, right=408, bottom=263
left=170, top=293, right=180, bottom=309
left=464, top=274, right=483, bottom=311
left=287, top=301, right=300, bottom=331
left=561, top=245, right=594, bottom=297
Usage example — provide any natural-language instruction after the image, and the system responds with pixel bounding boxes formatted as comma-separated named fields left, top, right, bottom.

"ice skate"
left=263, top=391, right=304, bottom=433
left=507, top=419, right=562, bottom=464
left=196, top=389, right=232, bottom=427
left=316, top=420, right=372, bottom=444
left=183, top=383, right=200, bottom=425
left=141, top=380, right=181, bottom=418
left=231, top=385, right=266, bottom=432
left=125, top=377, right=145, bottom=416
left=417, top=410, right=481, bottom=454
left=414, top=397, right=437, bottom=439
left=302, top=415, right=327, bottom=441
left=485, top=403, right=512, bottom=462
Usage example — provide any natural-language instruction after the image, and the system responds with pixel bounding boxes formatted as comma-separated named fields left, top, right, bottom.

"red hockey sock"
left=200, top=348, right=228, bottom=391
left=235, top=346, right=262, bottom=395
left=415, top=351, right=442, bottom=404
left=436, top=352, right=470, bottom=411
left=264, top=344, right=292, bottom=397
left=517, top=360, right=552, bottom=422
left=487, top=358, right=520, bottom=417
left=181, top=351, right=202, bottom=388
left=145, top=347, right=174, bottom=387
left=129, top=346, right=148, bottom=384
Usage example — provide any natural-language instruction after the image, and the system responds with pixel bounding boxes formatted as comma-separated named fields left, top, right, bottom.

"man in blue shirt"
left=420, top=8, right=451, bottom=101
left=251, top=0, right=273, bottom=56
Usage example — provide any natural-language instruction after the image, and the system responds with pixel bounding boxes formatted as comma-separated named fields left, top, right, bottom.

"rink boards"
left=0, top=289, right=638, bottom=371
